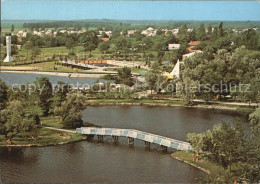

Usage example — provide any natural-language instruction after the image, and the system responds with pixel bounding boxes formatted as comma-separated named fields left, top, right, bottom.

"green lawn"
left=172, top=151, right=225, bottom=174
left=21, top=61, right=88, bottom=73
left=0, top=128, right=83, bottom=146
left=0, top=108, right=84, bottom=146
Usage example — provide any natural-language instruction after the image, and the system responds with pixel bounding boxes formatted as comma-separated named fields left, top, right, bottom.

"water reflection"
left=0, top=104, right=247, bottom=183
left=0, top=73, right=102, bottom=86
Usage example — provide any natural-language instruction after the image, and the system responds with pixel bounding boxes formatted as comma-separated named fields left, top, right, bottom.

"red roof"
left=187, top=47, right=202, bottom=53
left=188, top=41, right=200, bottom=46
left=101, top=38, right=109, bottom=42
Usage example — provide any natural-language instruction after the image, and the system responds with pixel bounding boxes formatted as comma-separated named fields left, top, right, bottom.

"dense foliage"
left=187, top=109, right=260, bottom=183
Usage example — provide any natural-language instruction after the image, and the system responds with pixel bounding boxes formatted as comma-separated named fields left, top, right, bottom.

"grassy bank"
left=0, top=61, right=115, bottom=74
left=0, top=114, right=85, bottom=147
left=86, top=98, right=255, bottom=113
left=171, top=151, right=225, bottom=174
left=0, top=127, right=83, bottom=146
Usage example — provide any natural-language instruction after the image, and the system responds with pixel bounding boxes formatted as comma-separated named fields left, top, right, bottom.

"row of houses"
left=16, top=29, right=87, bottom=38
left=15, top=26, right=258, bottom=39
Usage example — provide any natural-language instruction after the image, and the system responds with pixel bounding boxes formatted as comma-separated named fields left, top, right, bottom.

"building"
left=182, top=51, right=202, bottom=60
left=17, top=30, right=27, bottom=38
left=187, top=41, right=201, bottom=53
left=188, top=41, right=200, bottom=47
left=171, top=29, right=179, bottom=36
left=168, top=44, right=180, bottom=50
left=141, top=27, right=157, bottom=37
left=163, top=60, right=181, bottom=80
left=127, top=30, right=136, bottom=37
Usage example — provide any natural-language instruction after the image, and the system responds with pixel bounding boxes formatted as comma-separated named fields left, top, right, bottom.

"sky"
left=1, top=0, right=260, bottom=21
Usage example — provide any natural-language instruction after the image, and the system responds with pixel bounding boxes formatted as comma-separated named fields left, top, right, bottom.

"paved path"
left=193, top=99, right=259, bottom=107
left=40, top=126, right=75, bottom=133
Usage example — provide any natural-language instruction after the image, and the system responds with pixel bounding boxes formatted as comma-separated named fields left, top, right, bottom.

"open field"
left=0, top=61, right=118, bottom=75
left=106, top=67, right=146, bottom=74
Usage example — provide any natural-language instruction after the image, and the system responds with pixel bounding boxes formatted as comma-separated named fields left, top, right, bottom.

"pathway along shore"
left=0, top=70, right=108, bottom=78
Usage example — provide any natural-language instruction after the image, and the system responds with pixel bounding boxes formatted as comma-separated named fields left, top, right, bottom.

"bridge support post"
left=128, top=137, right=134, bottom=147
left=161, top=145, right=167, bottom=152
left=97, top=135, right=104, bottom=143
left=86, top=135, right=94, bottom=141
left=112, top=136, right=119, bottom=144
left=144, top=141, right=151, bottom=150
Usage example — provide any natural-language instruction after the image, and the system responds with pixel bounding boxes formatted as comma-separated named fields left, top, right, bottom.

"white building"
left=182, top=51, right=202, bottom=60
left=141, top=27, right=157, bottom=37
left=168, top=44, right=180, bottom=50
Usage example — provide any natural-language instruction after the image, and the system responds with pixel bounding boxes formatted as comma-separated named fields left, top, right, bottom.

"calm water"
left=0, top=72, right=102, bottom=86
left=82, top=106, right=248, bottom=141
left=0, top=105, right=248, bottom=183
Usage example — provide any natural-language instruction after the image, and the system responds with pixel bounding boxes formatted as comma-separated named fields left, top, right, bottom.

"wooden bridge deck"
left=76, top=127, right=193, bottom=151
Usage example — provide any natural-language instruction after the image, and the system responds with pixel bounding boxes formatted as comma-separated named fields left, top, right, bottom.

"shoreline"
left=86, top=101, right=253, bottom=112
left=171, top=153, right=210, bottom=174
left=0, top=100, right=254, bottom=148
left=0, top=138, right=85, bottom=148
left=0, top=70, right=105, bottom=78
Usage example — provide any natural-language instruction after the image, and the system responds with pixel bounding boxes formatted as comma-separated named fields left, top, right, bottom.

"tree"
left=187, top=121, right=250, bottom=183
left=31, top=47, right=41, bottom=60
left=24, top=42, right=33, bottom=60
left=240, top=29, right=258, bottom=50
left=179, top=24, right=188, bottom=35
left=12, top=35, right=18, bottom=44
left=0, top=78, right=8, bottom=110
left=207, top=25, right=212, bottom=35
left=81, top=31, right=99, bottom=58
left=1, top=100, right=38, bottom=138
left=101, top=32, right=109, bottom=38
left=219, top=22, right=225, bottom=37
left=66, top=37, right=76, bottom=50
left=98, top=41, right=110, bottom=53
left=249, top=107, right=260, bottom=140
left=145, top=62, right=165, bottom=94
left=115, top=67, right=133, bottom=86
left=34, top=77, right=53, bottom=116
left=114, top=36, right=130, bottom=56
left=53, top=81, right=70, bottom=107
left=55, top=93, right=86, bottom=128
left=196, top=24, right=206, bottom=41
left=11, top=24, right=14, bottom=32
left=211, top=27, right=219, bottom=40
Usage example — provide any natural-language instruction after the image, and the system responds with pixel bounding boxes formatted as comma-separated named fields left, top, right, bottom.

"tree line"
left=2, top=22, right=260, bottom=63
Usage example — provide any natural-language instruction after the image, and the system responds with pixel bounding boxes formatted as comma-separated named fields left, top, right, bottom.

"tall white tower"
left=3, top=36, right=14, bottom=62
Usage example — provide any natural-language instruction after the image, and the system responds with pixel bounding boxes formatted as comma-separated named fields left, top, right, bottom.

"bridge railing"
left=76, top=127, right=193, bottom=151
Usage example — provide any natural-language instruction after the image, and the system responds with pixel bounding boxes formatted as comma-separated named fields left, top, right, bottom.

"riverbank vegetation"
left=0, top=128, right=82, bottom=146
left=177, top=109, right=260, bottom=183
left=0, top=77, right=97, bottom=146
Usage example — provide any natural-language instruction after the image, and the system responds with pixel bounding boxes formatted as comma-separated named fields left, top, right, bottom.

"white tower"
left=3, top=36, right=14, bottom=62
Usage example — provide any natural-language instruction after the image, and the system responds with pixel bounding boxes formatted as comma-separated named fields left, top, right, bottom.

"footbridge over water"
left=76, top=127, right=193, bottom=152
